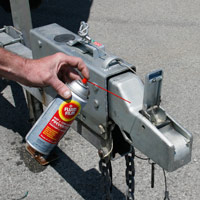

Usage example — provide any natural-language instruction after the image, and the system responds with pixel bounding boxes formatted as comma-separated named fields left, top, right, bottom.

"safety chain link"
left=99, top=159, right=113, bottom=200
left=125, top=147, right=135, bottom=200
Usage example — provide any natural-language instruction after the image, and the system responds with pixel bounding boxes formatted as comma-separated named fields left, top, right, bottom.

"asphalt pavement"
left=0, top=1, right=200, bottom=200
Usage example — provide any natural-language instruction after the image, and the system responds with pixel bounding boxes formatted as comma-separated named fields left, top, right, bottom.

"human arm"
left=0, top=48, right=89, bottom=98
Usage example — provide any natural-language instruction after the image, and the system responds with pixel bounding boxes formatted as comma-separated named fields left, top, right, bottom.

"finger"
left=50, top=77, right=72, bottom=99
left=67, top=68, right=81, bottom=80
left=67, top=72, right=81, bottom=82
left=63, top=56, right=89, bottom=79
left=58, top=68, right=81, bottom=83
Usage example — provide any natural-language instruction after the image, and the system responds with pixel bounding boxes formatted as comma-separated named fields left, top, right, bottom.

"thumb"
left=50, top=78, right=72, bottom=99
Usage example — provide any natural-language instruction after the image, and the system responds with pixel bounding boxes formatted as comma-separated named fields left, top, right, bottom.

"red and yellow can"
left=26, top=80, right=89, bottom=155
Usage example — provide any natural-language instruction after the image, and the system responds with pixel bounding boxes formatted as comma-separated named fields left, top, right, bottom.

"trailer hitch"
left=0, top=21, right=192, bottom=199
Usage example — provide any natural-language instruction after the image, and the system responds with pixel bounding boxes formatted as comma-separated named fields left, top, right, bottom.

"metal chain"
left=125, top=147, right=135, bottom=200
left=99, top=159, right=113, bottom=200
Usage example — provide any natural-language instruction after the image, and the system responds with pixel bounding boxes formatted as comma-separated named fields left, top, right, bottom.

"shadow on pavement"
left=51, top=147, right=126, bottom=200
left=0, top=79, right=126, bottom=199
left=0, top=79, right=31, bottom=138
left=0, top=0, right=93, bottom=33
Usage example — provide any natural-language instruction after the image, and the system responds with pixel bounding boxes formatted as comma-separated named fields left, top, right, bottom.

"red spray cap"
left=82, top=78, right=88, bottom=84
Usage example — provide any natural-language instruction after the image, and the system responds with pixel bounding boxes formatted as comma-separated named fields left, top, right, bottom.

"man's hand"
left=24, top=53, right=89, bottom=98
left=0, top=48, right=89, bottom=99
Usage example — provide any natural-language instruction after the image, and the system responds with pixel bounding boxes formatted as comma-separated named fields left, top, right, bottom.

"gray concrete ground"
left=0, top=0, right=200, bottom=199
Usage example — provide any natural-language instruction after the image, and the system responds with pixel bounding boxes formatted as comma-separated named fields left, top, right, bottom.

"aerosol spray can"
left=26, top=79, right=89, bottom=156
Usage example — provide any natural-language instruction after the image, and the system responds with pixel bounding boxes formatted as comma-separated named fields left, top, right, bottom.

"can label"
left=39, top=100, right=81, bottom=144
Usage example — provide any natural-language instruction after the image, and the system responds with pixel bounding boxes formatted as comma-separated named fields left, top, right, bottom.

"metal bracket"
left=0, top=26, right=23, bottom=47
left=103, top=56, right=124, bottom=69
left=143, top=69, right=163, bottom=111
left=142, top=70, right=168, bottom=126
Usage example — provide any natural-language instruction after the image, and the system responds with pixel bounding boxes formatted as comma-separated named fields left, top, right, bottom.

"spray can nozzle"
left=82, top=78, right=88, bottom=84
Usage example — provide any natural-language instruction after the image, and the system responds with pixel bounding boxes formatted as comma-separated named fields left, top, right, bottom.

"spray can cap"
left=82, top=78, right=88, bottom=84
left=67, top=79, right=89, bottom=100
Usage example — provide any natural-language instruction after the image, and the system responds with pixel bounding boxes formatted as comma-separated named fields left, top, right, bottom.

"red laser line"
left=87, top=80, right=131, bottom=104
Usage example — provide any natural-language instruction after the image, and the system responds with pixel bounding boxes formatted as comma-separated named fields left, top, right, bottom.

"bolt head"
left=94, top=99, right=99, bottom=109
left=38, top=40, right=42, bottom=48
